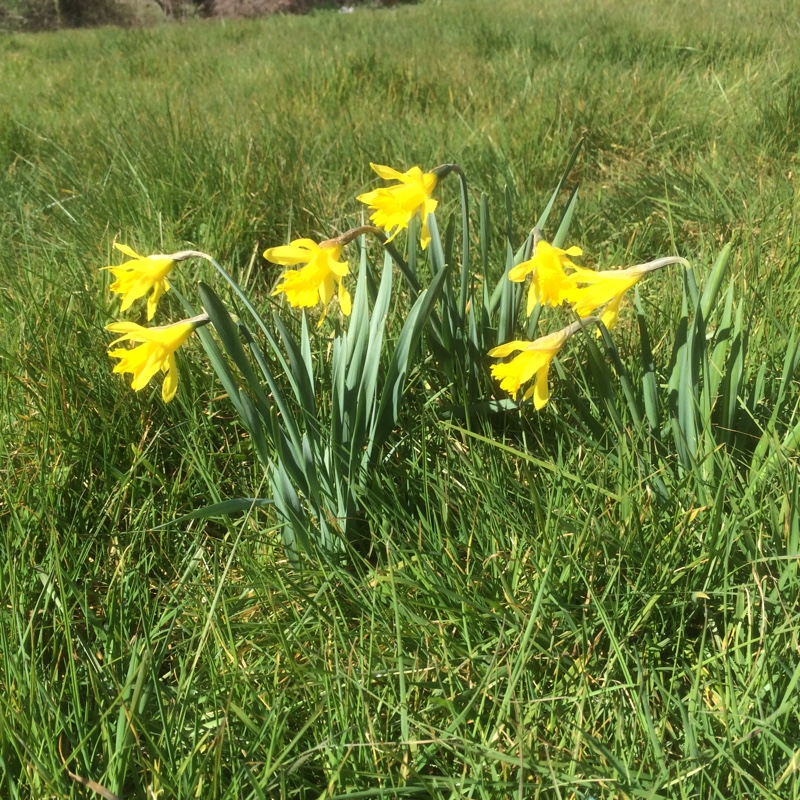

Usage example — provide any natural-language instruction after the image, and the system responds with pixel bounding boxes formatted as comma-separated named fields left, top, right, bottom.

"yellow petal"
left=508, top=258, right=533, bottom=283
left=326, top=252, right=349, bottom=277
left=600, top=294, right=624, bottom=330
left=487, top=339, right=531, bottom=358
left=161, top=354, right=179, bottom=403
left=420, top=214, right=432, bottom=250
left=370, top=163, right=412, bottom=182
left=339, top=281, right=352, bottom=316
left=106, top=320, right=142, bottom=334
left=114, top=243, right=142, bottom=259
left=526, top=280, right=539, bottom=317
left=264, top=243, right=314, bottom=266
left=146, top=280, right=165, bottom=321
left=532, top=365, right=551, bottom=410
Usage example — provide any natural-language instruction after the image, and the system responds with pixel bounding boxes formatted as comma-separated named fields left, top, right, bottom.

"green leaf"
left=635, top=288, right=660, bottom=439
left=456, top=168, right=471, bottom=325
left=551, top=183, right=579, bottom=249
left=239, top=389, right=271, bottom=470
left=271, top=462, right=312, bottom=556
left=156, top=498, right=273, bottom=528
left=198, top=282, right=270, bottom=413
left=358, top=250, right=393, bottom=421
left=535, top=137, right=583, bottom=232
left=699, top=242, right=732, bottom=321
left=708, top=280, right=735, bottom=401
left=170, top=283, right=247, bottom=420
left=371, top=266, right=450, bottom=457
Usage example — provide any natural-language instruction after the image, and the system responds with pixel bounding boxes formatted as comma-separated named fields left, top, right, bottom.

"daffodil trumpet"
left=509, top=237, right=591, bottom=316
left=106, top=313, right=209, bottom=402
left=104, top=244, right=206, bottom=321
left=263, top=237, right=352, bottom=323
left=565, top=256, right=690, bottom=329
left=357, top=163, right=439, bottom=250
left=489, top=317, right=600, bottom=409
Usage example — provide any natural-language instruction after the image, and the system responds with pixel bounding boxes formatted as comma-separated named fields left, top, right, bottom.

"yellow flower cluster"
left=493, top=242, right=685, bottom=407
left=103, top=162, right=439, bottom=402
left=103, top=242, right=203, bottom=402
left=264, top=163, right=438, bottom=319
left=100, top=160, right=684, bottom=411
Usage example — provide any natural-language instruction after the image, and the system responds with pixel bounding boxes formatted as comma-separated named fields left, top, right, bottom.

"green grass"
left=1, top=0, right=800, bottom=796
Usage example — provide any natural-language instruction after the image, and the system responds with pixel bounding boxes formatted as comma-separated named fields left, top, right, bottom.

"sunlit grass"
left=1, top=0, right=799, bottom=796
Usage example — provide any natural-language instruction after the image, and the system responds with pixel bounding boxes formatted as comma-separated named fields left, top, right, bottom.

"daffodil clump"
left=99, top=154, right=697, bottom=556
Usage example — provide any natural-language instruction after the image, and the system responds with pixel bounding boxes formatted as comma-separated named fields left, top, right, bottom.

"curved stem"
left=320, top=225, right=386, bottom=248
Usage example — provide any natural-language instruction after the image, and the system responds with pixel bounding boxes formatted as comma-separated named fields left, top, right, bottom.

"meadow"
left=1, top=0, right=800, bottom=796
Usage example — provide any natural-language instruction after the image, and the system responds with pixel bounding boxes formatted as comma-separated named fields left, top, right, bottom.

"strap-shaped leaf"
left=156, top=497, right=273, bottom=528
left=597, top=323, right=644, bottom=432
left=495, top=240, right=516, bottom=345
left=584, top=334, right=626, bottom=436
left=271, top=462, right=311, bottom=556
left=301, top=431, right=322, bottom=509
left=457, top=170, right=471, bottom=326
left=667, top=286, right=694, bottom=470
left=635, top=288, right=660, bottom=439
left=273, top=313, right=316, bottom=418
left=535, top=138, right=583, bottom=232
left=699, top=242, right=732, bottom=321
left=348, top=251, right=394, bottom=482
left=170, top=283, right=247, bottom=420
left=198, top=283, right=270, bottom=409
left=552, top=184, right=579, bottom=249
left=345, top=239, right=370, bottom=364
left=708, top=280, right=735, bottom=401
left=370, top=266, right=450, bottom=457
left=427, top=212, right=446, bottom=277
left=330, top=333, right=348, bottom=471
left=720, top=303, right=746, bottom=441
left=239, top=389, right=271, bottom=470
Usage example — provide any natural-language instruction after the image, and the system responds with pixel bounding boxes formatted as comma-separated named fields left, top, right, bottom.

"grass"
left=1, top=0, right=799, bottom=796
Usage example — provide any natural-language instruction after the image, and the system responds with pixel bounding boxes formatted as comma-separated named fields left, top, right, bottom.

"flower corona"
left=106, top=316, right=206, bottom=402
left=105, top=243, right=179, bottom=321
left=357, top=163, right=438, bottom=250
left=489, top=319, right=597, bottom=409
left=264, top=238, right=352, bottom=322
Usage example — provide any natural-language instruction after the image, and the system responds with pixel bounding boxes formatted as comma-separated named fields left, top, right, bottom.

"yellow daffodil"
left=357, top=163, right=438, bottom=250
left=264, top=238, right=351, bottom=322
left=508, top=240, right=587, bottom=316
left=106, top=316, right=204, bottom=403
left=104, top=243, right=179, bottom=321
left=488, top=319, right=595, bottom=409
left=564, top=256, right=689, bottom=329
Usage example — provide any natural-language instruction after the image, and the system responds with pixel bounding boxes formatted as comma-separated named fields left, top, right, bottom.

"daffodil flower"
left=564, top=256, right=690, bottom=329
left=106, top=315, right=206, bottom=403
left=488, top=319, right=596, bottom=409
left=264, top=238, right=351, bottom=322
left=508, top=240, right=588, bottom=316
left=104, top=243, right=180, bottom=321
left=357, top=163, right=438, bottom=250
